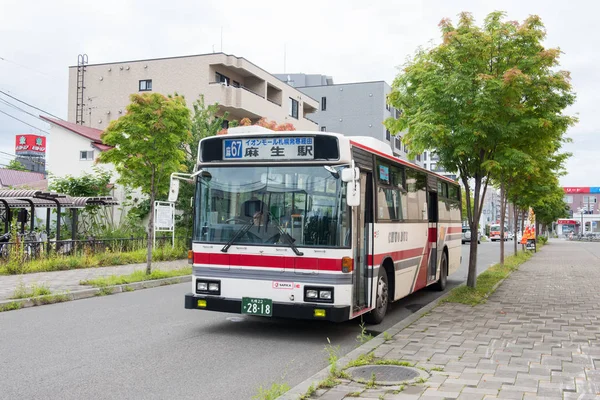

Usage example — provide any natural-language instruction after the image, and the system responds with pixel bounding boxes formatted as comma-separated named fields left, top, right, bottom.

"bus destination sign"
left=223, top=137, right=314, bottom=161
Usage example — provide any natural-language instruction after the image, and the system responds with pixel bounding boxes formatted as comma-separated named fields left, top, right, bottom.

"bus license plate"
left=242, top=297, right=273, bottom=317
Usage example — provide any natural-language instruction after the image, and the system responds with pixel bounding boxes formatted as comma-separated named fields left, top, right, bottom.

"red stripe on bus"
left=193, top=252, right=343, bottom=271
left=368, top=247, right=424, bottom=266
left=446, top=226, right=462, bottom=234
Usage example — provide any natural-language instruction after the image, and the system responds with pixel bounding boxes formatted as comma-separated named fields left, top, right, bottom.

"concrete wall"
left=68, top=53, right=318, bottom=131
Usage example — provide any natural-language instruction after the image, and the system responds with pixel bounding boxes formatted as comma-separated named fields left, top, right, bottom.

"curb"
left=278, top=286, right=458, bottom=400
left=0, top=275, right=191, bottom=312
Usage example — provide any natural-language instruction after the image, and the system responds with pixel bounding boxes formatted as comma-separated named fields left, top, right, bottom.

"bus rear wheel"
left=434, top=251, right=448, bottom=291
left=364, top=268, right=388, bottom=325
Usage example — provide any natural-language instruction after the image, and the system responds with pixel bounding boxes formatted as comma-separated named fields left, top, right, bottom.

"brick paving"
left=0, top=259, right=188, bottom=300
left=302, top=240, right=600, bottom=399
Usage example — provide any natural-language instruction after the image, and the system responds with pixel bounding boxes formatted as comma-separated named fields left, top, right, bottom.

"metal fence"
left=0, top=235, right=189, bottom=263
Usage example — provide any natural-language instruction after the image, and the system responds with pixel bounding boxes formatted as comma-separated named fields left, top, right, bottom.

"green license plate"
left=241, top=297, right=273, bottom=317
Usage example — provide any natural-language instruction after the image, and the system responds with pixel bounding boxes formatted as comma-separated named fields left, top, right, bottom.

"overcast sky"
left=0, top=0, right=596, bottom=186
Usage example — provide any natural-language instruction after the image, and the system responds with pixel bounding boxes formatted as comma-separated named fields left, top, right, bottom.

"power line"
left=0, top=56, right=58, bottom=79
left=0, top=109, right=51, bottom=135
left=0, top=90, right=62, bottom=120
left=0, top=98, right=49, bottom=123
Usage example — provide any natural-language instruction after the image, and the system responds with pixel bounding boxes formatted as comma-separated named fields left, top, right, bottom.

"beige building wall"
left=68, top=53, right=318, bottom=131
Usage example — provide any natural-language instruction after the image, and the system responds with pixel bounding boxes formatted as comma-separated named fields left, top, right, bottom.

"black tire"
left=433, top=251, right=448, bottom=291
left=364, top=268, right=389, bottom=325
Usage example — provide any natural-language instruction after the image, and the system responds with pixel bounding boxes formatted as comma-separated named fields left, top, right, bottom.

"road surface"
left=0, top=241, right=516, bottom=400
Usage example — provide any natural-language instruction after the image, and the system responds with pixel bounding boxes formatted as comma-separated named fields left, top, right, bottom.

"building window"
left=321, top=97, right=326, bottom=111
left=430, top=162, right=437, bottom=171
left=583, top=196, right=597, bottom=204
left=80, top=150, right=94, bottom=161
left=385, top=130, right=391, bottom=141
left=139, top=80, right=152, bottom=91
left=404, top=144, right=408, bottom=153
left=216, top=72, right=229, bottom=85
left=564, top=195, right=573, bottom=204
left=222, top=120, right=229, bottom=129
left=395, top=137, right=401, bottom=149
left=424, top=163, right=428, bottom=170
left=416, top=154, right=421, bottom=162
left=320, top=126, right=327, bottom=132
left=395, top=108, right=402, bottom=118
left=289, top=98, right=299, bottom=119
left=423, top=152, right=427, bottom=161
left=232, top=80, right=240, bottom=88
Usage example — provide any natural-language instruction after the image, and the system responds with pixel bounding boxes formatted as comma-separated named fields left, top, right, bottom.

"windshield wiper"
left=268, top=212, right=304, bottom=256
left=221, top=221, right=254, bottom=253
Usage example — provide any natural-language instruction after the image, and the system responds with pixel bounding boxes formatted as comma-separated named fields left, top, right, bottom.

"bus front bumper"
left=184, top=293, right=350, bottom=322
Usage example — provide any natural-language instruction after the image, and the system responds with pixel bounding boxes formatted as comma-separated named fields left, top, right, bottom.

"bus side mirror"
left=341, top=167, right=358, bottom=183
left=168, top=178, right=180, bottom=202
left=346, top=181, right=361, bottom=207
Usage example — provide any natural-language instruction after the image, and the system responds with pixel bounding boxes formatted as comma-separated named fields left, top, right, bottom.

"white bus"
left=171, top=127, right=462, bottom=324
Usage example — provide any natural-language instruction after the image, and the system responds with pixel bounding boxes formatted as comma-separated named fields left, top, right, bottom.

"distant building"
left=561, top=187, right=600, bottom=235
left=68, top=53, right=318, bottom=131
left=0, top=169, right=45, bottom=189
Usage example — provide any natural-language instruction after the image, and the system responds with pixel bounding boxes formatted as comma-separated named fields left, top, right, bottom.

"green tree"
left=385, top=11, right=576, bottom=287
left=6, top=159, right=28, bottom=171
left=49, top=168, right=113, bottom=235
left=99, top=93, right=191, bottom=274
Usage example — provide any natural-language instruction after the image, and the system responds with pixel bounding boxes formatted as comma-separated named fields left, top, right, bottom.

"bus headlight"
left=208, top=283, right=220, bottom=292
left=197, top=282, right=208, bottom=291
left=319, top=290, right=332, bottom=300
left=196, top=279, right=221, bottom=295
left=304, top=286, right=334, bottom=303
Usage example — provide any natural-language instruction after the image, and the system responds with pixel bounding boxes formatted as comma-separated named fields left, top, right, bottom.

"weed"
left=96, top=286, right=113, bottom=296
left=345, top=352, right=376, bottom=369
left=365, top=373, right=377, bottom=389
left=317, top=377, right=338, bottom=389
left=422, top=327, right=428, bottom=332
left=251, top=382, right=290, bottom=400
left=0, top=301, right=23, bottom=312
left=324, top=338, right=340, bottom=376
left=356, top=319, right=373, bottom=344
left=414, top=377, right=427, bottom=384
left=442, top=251, right=532, bottom=305
left=298, top=384, right=315, bottom=400
left=81, top=267, right=192, bottom=287
left=383, top=331, right=393, bottom=341
left=10, top=282, right=52, bottom=299
left=393, top=385, right=406, bottom=394
left=123, top=285, right=134, bottom=292
left=32, top=292, right=70, bottom=306
left=346, top=392, right=362, bottom=397
left=375, top=359, right=413, bottom=367
left=430, top=367, right=444, bottom=372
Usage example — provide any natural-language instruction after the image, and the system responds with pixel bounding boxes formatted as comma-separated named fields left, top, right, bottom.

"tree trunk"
left=146, top=168, right=156, bottom=275
left=499, top=183, right=506, bottom=266
left=465, top=176, right=482, bottom=288
left=513, top=204, right=518, bottom=255
left=520, top=208, right=527, bottom=251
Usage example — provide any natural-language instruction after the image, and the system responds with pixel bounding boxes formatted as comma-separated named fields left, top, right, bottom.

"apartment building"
left=275, top=73, right=425, bottom=166
left=67, top=53, right=318, bottom=131
left=422, top=150, right=457, bottom=181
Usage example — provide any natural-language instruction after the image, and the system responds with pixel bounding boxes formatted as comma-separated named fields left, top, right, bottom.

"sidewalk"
left=0, top=259, right=189, bottom=301
left=285, top=240, right=600, bottom=399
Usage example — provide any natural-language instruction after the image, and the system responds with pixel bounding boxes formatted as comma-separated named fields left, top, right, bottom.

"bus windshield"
left=194, top=166, right=350, bottom=248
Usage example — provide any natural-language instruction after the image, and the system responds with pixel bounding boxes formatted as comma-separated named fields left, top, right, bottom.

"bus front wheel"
left=364, top=268, right=389, bottom=325
left=434, top=251, right=448, bottom=291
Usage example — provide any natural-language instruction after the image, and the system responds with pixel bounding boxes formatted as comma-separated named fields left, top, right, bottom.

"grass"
left=80, top=267, right=192, bottom=288
left=383, top=331, right=393, bottom=341
left=443, top=251, right=532, bottom=305
left=251, top=382, right=290, bottom=400
left=31, top=292, right=70, bottom=305
left=10, top=282, right=52, bottom=299
left=0, top=245, right=188, bottom=275
left=0, top=301, right=23, bottom=312
left=356, top=320, right=373, bottom=344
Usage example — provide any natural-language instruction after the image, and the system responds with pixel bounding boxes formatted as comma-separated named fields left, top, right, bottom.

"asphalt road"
left=0, top=241, right=517, bottom=400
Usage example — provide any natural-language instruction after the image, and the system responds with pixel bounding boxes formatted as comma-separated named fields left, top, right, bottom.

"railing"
left=568, top=233, right=600, bottom=241
left=0, top=236, right=189, bottom=263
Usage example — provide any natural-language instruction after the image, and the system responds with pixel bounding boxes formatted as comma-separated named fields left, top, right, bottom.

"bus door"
left=427, top=191, right=439, bottom=284
left=353, top=172, right=372, bottom=310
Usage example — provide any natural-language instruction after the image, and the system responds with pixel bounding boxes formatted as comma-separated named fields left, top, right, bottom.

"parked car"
left=462, top=227, right=480, bottom=244
left=507, top=231, right=514, bottom=241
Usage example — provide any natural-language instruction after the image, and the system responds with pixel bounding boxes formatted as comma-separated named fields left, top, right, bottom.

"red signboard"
left=15, top=134, right=46, bottom=154
left=557, top=219, right=579, bottom=225
left=563, top=187, right=589, bottom=194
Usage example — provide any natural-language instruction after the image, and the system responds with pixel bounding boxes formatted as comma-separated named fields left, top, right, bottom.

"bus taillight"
left=188, top=250, right=193, bottom=264
left=342, top=257, right=353, bottom=273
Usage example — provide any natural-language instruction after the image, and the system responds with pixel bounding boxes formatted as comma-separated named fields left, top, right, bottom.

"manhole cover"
left=346, top=365, right=427, bottom=386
